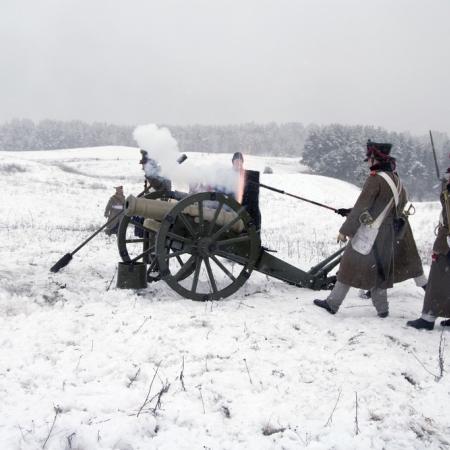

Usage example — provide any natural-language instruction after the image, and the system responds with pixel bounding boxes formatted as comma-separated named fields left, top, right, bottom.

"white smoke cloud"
left=133, top=123, right=240, bottom=195
left=133, top=123, right=179, bottom=173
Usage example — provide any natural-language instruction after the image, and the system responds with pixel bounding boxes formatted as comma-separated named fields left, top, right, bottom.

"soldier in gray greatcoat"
left=314, top=141, right=406, bottom=317
left=407, top=168, right=450, bottom=330
left=357, top=188, right=427, bottom=299
left=104, top=185, right=125, bottom=235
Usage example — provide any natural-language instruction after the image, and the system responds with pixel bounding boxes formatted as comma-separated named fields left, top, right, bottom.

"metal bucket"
left=116, top=262, right=147, bottom=289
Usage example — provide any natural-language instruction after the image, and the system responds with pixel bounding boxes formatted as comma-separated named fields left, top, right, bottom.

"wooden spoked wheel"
left=156, top=192, right=261, bottom=301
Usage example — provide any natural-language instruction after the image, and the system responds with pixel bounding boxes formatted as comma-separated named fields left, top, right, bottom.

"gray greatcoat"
left=422, top=190, right=450, bottom=317
left=337, top=171, right=407, bottom=290
left=393, top=219, right=425, bottom=283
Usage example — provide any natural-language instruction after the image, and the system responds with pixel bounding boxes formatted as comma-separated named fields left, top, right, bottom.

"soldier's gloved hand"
left=335, top=208, right=352, bottom=217
left=337, top=232, right=348, bottom=243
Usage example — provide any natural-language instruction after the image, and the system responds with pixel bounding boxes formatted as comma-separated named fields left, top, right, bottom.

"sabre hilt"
left=404, top=203, right=416, bottom=216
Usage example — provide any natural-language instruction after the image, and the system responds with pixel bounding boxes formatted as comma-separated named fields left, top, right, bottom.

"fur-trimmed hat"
left=365, top=140, right=393, bottom=161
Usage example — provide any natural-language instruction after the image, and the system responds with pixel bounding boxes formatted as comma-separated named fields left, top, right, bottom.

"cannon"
left=116, top=189, right=344, bottom=301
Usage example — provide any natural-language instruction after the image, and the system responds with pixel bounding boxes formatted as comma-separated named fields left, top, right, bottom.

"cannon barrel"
left=125, top=195, right=175, bottom=220
left=124, top=194, right=245, bottom=233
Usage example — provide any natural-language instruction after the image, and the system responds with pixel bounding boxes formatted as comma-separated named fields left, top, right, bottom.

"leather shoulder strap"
left=377, top=172, right=401, bottom=207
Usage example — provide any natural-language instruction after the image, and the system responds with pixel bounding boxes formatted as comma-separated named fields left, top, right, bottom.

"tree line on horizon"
left=302, top=124, right=449, bottom=201
left=0, top=118, right=307, bottom=155
left=1, top=118, right=447, bottom=200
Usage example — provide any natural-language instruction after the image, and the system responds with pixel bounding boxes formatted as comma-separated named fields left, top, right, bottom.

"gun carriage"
left=117, top=189, right=344, bottom=301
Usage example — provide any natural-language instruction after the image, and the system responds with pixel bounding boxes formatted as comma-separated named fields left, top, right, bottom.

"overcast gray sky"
left=1, top=0, right=449, bottom=134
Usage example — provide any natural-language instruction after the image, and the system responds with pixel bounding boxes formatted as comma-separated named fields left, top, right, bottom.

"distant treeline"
left=170, top=123, right=306, bottom=156
left=0, top=118, right=306, bottom=156
left=0, top=119, right=136, bottom=151
left=1, top=118, right=448, bottom=200
left=302, top=124, right=449, bottom=200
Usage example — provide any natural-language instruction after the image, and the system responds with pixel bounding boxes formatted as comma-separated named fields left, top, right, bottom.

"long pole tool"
left=255, top=181, right=338, bottom=212
left=50, top=153, right=188, bottom=273
left=49, top=187, right=148, bottom=273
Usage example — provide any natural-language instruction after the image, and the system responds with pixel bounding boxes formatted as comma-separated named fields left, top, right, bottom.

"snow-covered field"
left=0, top=147, right=448, bottom=450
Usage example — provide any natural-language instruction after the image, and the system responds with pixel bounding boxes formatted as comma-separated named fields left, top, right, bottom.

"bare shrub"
left=0, top=163, right=27, bottom=174
left=262, top=423, right=286, bottom=436
left=56, top=163, right=85, bottom=175
left=90, top=182, right=107, bottom=190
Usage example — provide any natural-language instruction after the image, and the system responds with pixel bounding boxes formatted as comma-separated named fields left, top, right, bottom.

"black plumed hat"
left=365, top=140, right=393, bottom=161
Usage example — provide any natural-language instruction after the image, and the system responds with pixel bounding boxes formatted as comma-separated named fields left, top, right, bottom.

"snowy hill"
left=0, top=147, right=447, bottom=449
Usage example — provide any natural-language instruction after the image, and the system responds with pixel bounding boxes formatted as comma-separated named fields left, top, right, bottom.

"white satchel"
left=351, top=173, right=401, bottom=255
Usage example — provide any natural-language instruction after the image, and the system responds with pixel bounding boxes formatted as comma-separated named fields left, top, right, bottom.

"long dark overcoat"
left=393, top=220, right=424, bottom=283
left=337, top=171, right=406, bottom=290
left=422, top=191, right=450, bottom=317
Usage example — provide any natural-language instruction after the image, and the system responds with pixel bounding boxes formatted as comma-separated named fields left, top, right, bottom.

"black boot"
left=441, top=319, right=450, bottom=327
left=313, top=299, right=336, bottom=315
left=406, top=318, right=434, bottom=330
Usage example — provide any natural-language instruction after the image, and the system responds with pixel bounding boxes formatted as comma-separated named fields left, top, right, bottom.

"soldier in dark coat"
left=407, top=168, right=450, bottom=330
left=104, top=185, right=125, bottom=235
left=357, top=191, right=427, bottom=299
left=314, top=141, right=406, bottom=317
